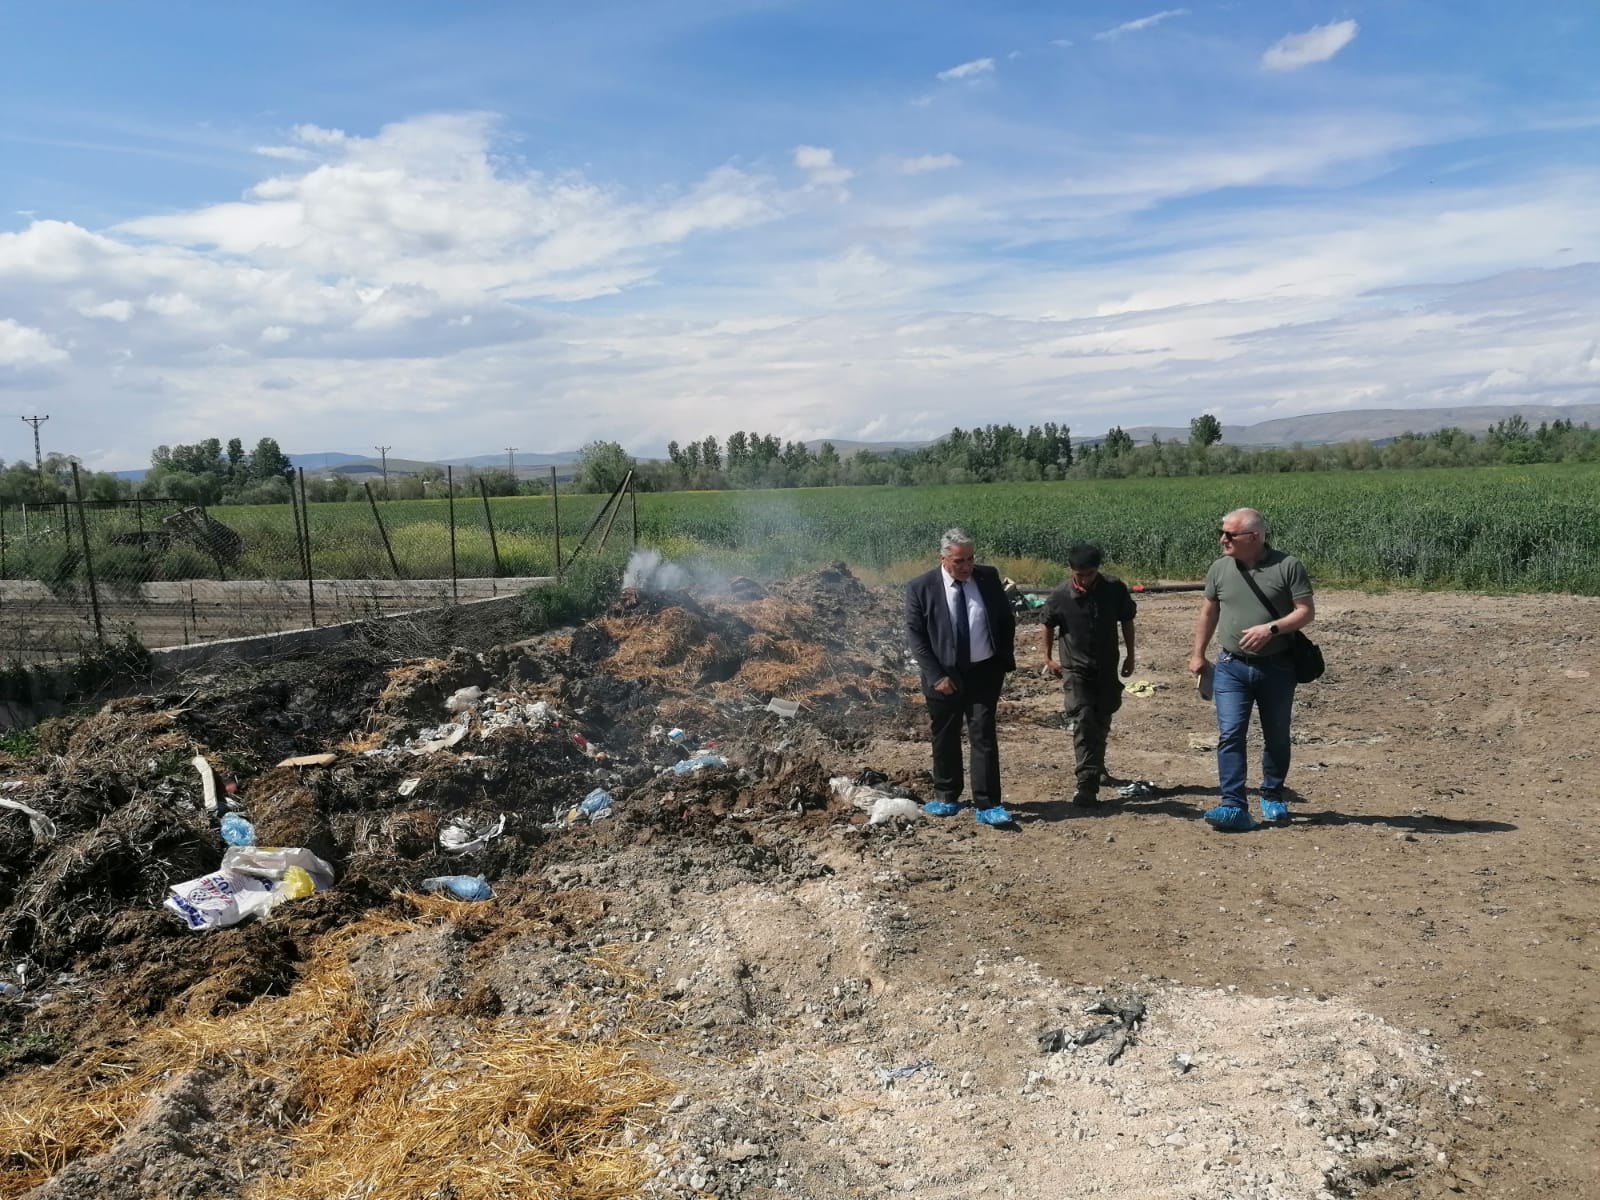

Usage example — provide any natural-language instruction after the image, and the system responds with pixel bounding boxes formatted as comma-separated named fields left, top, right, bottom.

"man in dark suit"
left=904, top=528, right=1018, bottom=825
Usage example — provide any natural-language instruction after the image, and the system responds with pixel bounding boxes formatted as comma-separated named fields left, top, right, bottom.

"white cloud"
left=937, top=57, right=994, bottom=82
left=80, top=299, right=135, bottom=321
left=1050, top=39, right=1073, bottom=48
left=1094, top=10, right=1188, bottom=41
left=894, top=153, right=961, bottom=175
left=1263, top=20, right=1360, bottom=72
left=793, top=145, right=853, bottom=187
left=0, top=318, right=68, bottom=366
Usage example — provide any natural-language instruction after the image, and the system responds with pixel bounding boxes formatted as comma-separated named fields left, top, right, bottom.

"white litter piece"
left=830, top=776, right=895, bottom=810
left=440, top=814, right=507, bottom=854
left=222, top=845, right=337, bottom=892
left=867, top=796, right=924, bottom=825
left=412, top=721, right=470, bottom=754
left=191, top=755, right=218, bottom=814
left=0, top=797, right=57, bottom=841
left=398, top=777, right=422, bottom=797
left=445, top=686, right=483, bottom=715
left=164, top=868, right=274, bottom=931
left=766, top=698, right=801, bottom=719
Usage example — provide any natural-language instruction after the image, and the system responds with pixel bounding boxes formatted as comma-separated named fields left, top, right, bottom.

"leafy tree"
left=1103, top=426, right=1135, bottom=456
left=1189, top=413, right=1223, bottom=448
left=576, top=440, right=634, bottom=494
left=250, top=437, right=292, bottom=480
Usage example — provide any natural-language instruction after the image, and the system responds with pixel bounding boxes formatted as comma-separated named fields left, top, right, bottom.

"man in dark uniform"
left=1041, top=543, right=1137, bottom=806
left=905, top=528, right=1018, bottom=825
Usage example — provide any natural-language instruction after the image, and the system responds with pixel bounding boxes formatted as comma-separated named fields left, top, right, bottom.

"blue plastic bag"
left=672, top=754, right=727, bottom=775
left=421, top=874, right=492, bottom=901
left=220, top=813, right=257, bottom=846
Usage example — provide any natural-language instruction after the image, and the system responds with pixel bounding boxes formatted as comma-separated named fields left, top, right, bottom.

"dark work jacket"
left=904, top=563, right=1017, bottom=698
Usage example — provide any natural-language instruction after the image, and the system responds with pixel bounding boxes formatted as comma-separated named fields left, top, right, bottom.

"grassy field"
left=9, top=465, right=1599, bottom=593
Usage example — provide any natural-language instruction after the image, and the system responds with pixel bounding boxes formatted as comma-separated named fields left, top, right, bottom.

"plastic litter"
left=667, top=727, right=689, bottom=743
left=412, top=721, right=470, bottom=754
left=191, top=755, right=218, bottom=813
left=0, top=797, right=57, bottom=842
left=1125, top=679, right=1158, bottom=698
left=829, top=776, right=897, bottom=810
left=439, top=813, right=507, bottom=853
left=398, top=777, right=421, bottom=797
left=671, top=754, right=727, bottom=775
left=574, top=788, right=614, bottom=822
left=421, top=874, right=492, bottom=901
left=220, top=813, right=257, bottom=846
left=875, top=1057, right=934, bottom=1088
left=445, top=686, right=483, bottom=715
left=867, top=796, right=924, bottom=825
left=223, top=845, right=337, bottom=892
left=0, top=981, right=21, bottom=999
left=164, top=869, right=275, bottom=931
left=766, top=698, right=801, bottom=719
left=1116, top=780, right=1157, bottom=799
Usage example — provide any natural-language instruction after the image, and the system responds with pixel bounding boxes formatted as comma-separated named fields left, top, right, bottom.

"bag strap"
left=1234, top=558, right=1292, bottom=622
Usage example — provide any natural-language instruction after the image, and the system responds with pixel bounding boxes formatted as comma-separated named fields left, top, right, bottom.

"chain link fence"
left=0, top=469, right=627, bottom=666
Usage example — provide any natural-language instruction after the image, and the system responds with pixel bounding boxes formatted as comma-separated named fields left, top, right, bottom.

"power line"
left=374, top=445, right=391, bottom=498
left=19, top=415, right=48, bottom=474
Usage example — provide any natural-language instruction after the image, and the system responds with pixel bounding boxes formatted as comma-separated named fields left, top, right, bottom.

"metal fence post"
left=550, top=466, right=561, bottom=583
left=298, top=468, right=317, bottom=627
left=447, top=465, right=458, bottom=603
left=478, top=477, right=503, bottom=579
left=70, top=462, right=105, bottom=647
left=363, top=482, right=403, bottom=579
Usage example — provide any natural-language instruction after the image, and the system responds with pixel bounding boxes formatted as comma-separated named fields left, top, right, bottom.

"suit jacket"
left=905, top=563, right=1017, bottom=697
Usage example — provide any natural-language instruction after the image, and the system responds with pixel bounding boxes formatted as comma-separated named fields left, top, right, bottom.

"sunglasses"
left=1217, top=529, right=1257, bottom=541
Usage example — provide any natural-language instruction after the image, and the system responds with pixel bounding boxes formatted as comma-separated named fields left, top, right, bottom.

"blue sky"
left=1, top=1, right=1596, bottom=468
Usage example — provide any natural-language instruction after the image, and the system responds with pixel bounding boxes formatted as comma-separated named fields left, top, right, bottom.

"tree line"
left=3, top=413, right=1596, bottom=506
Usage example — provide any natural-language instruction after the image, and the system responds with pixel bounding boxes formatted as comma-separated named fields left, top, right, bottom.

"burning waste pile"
left=0, top=560, right=932, bottom=1199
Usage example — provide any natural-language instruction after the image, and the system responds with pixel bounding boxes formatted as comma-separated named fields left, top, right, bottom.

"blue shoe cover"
left=922, top=799, right=962, bottom=817
left=1259, top=797, right=1290, bottom=823
left=974, top=805, right=1013, bottom=826
left=1204, top=804, right=1257, bottom=832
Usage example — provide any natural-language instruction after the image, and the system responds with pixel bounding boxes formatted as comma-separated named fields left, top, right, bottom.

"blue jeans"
left=1214, top=650, right=1297, bottom=809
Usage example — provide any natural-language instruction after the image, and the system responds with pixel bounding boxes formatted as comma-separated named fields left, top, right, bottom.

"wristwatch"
left=1268, top=623, right=1280, bottom=636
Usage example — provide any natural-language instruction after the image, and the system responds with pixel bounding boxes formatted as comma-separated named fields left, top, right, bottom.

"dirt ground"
left=1, top=566, right=1595, bottom=1199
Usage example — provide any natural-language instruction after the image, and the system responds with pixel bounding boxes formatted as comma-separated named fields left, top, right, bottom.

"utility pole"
left=374, top=445, right=391, bottom=498
left=505, top=446, right=517, bottom=489
left=20, top=415, right=48, bottom=475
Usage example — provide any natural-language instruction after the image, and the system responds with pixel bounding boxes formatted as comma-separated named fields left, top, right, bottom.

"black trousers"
left=926, top=658, right=1005, bottom=807
left=1064, top=666, right=1124, bottom=793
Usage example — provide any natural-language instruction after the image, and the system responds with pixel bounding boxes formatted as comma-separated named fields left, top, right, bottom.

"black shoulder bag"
left=1235, top=560, right=1325, bottom=684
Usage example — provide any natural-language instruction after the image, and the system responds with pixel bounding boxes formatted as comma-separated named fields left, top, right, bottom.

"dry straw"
left=0, top=898, right=673, bottom=1200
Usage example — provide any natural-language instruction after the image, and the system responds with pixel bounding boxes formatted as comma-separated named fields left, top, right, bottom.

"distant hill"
left=802, top=438, right=930, bottom=456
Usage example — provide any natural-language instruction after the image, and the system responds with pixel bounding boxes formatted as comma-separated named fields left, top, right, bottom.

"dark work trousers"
left=1064, top=666, right=1124, bottom=796
left=926, top=657, right=1006, bottom=807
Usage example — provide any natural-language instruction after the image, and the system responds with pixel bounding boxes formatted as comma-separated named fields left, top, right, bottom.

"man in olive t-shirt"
left=1186, top=508, right=1315, bottom=831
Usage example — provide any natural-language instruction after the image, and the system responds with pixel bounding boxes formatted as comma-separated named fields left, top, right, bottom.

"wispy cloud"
left=937, top=57, right=994, bottom=82
left=1094, top=10, right=1188, bottom=41
left=793, top=144, right=853, bottom=187
left=1262, top=20, right=1360, bottom=72
left=893, top=153, right=961, bottom=175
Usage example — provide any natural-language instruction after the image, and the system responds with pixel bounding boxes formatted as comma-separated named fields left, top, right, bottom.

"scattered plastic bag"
left=439, top=813, right=506, bottom=853
left=0, top=797, right=56, bottom=842
left=220, top=813, right=257, bottom=846
left=830, top=776, right=894, bottom=810
left=671, top=754, right=726, bottom=775
left=766, top=698, right=801, bottom=719
left=445, top=686, right=483, bottom=715
left=412, top=721, right=470, bottom=754
left=1116, top=780, right=1157, bottom=799
left=398, top=777, right=422, bottom=797
left=222, top=845, right=336, bottom=892
left=164, top=869, right=275, bottom=931
left=1125, top=679, right=1158, bottom=698
left=569, top=788, right=613, bottom=823
left=421, top=874, right=492, bottom=901
left=867, top=796, right=924, bottom=825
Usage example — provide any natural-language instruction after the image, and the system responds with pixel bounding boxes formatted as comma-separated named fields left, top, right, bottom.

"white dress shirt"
left=940, top=566, right=995, bottom=663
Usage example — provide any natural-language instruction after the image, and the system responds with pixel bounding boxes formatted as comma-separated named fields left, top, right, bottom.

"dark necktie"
left=952, top=579, right=971, bottom=668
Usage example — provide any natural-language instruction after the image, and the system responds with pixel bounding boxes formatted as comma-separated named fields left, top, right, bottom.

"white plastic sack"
left=0, top=797, right=57, bottom=841
left=222, top=845, right=337, bottom=892
left=829, top=776, right=895, bottom=810
left=867, top=796, right=924, bottom=825
left=164, top=869, right=275, bottom=931
left=440, top=814, right=506, bottom=854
